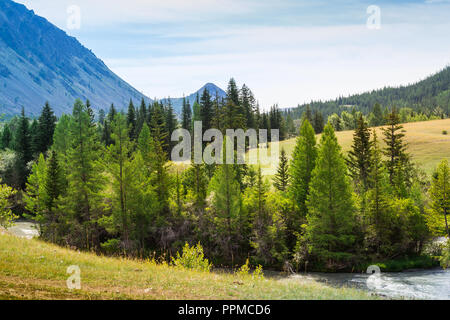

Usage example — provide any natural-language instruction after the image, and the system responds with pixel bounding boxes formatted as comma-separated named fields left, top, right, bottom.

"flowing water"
left=7, top=221, right=449, bottom=299
left=290, top=269, right=450, bottom=300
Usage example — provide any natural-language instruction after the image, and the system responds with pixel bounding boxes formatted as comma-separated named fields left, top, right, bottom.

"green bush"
left=172, top=242, right=212, bottom=272
left=443, top=130, right=448, bottom=135
left=236, top=259, right=264, bottom=280
left=100, top=239, right=121, bottom=255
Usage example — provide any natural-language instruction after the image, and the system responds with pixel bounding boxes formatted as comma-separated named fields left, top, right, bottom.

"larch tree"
left=288, top=119, right=317, bottom=235
left=304, top=123, right=359, bottom=270
left=63, top=99, right=106, bottom=249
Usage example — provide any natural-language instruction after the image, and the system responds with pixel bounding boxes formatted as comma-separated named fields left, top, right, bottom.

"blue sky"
left=16, top=0, right=450, bottom=109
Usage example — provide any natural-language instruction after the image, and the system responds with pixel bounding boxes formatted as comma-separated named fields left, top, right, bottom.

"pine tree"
left=200, top=88, right=214, bottom=132
left=240, top=84, right=255, bottom=129
left=30, top=119, right=39, bottom=156
left=104, top=113, right=134, bottom=243
left=181, top=96, right=192, bottom=133
left=14, top=107, right=32, bottom=188
left=63, top=99, right=106, bottom=249
left=208, top=140, right=243, bottom=264
left=365, top=130, right=393, bottom=256
left=289, top=119, right=317, bottom=219
left=303, top=106, right=313, bottom=124
left=35, top=102, right=56, bottom=155
left=304, top=123, right=359, bottom=270
left=430, top=159, right=450, bottom=238
left=312, top=110, right=324, bottom=134
left=227, top=78, right=240, bottom=107
left=372, top=103, right=383, bottom=126
left=165, top=99, right=178, bottom=152
left=1, top=123, right=11, bottom=150
left=136, top=98, right=147, bottom=136
left=127, top=99, right=137, bottom=140
left=273, top=148, right=290, bottom=192
left=382, top=108, right=409, bottom=185
left=347, top=114, right=372, bottom=192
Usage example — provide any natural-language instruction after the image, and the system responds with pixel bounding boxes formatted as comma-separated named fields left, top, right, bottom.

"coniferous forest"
left=1, top=78, right=449, bottom=272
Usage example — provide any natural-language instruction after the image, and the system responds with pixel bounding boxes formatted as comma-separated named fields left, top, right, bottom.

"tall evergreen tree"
left=382, top=108, right=408, bottom=185
left=200, top=88, right=214, bottom=132
left=127, top=99, right=137, bottom=140
left=288, top=119, right=317, bottom=251
left=35, top=102, right=57, bottom=155
left=347, top=114, right=372, bottom=192
left=273, top=148, right=290, bottom=192
left=208, top=140, right=243, bottom=264
left=181, top=96, right=192, bottom=133
left=63, top=99, right=106, bottom=249
left=104, top=113, right=134, bottom=243
left=304, top=123, right=359, bottom=270
left=365, top=130, right=393, bottom=256
left=14, top=107, right=32, bottom=188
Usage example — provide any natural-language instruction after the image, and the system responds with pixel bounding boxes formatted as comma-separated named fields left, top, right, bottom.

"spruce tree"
left=35, top=102, right=56, bottom=155
left=181, top=96, right=192, bottom=133
left=14, top=107, right=32, bottom=188
left=1, top=123, right=11, bottom=149
left=304, top=123, right=359, bottom=269
left=347, top=114, right=372, bottom=192
left=273, top=148, right=290, bottom=192
left=365, top=130, right=393, bottom=255
left=382, top=108, right=409, bottom=185
left=200, top=88, right=214, bottom=132
left=63, top=99, right=106, bottom=249
left=127, top=99, right=137, bottom=140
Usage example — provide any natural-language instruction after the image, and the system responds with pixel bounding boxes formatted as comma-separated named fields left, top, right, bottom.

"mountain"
left=293, top=66, right=450, bottom=118
left=0, top=0, right=151, bottom=117
left=160, top=83, right=227, bottom=115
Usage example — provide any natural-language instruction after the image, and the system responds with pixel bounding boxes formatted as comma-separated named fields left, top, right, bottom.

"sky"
left=15, top=0, right=450, bottom=110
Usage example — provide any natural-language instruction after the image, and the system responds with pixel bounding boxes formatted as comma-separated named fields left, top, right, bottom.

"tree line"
left=0, top=80, right=449, bottom=271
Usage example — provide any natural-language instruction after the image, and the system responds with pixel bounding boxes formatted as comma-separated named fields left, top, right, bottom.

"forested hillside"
left=290, top=66, right=450, bottom=127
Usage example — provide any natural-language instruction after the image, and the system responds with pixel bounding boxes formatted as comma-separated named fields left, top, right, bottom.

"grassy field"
left=0, top=232, right=376, bottom=300
left=254, top=118, right=450, bottom=178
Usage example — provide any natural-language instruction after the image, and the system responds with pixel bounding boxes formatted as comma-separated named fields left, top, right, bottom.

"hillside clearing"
left=253, top=118, right=450, bottom=178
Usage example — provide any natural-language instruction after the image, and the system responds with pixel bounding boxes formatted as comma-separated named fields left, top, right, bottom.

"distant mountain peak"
left=0, top=0, right=150, bottom=116
left=160, top=83, right=227, bottom=115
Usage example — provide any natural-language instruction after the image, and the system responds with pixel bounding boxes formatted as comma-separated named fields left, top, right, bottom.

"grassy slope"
left=0, top=233, right=375, bottom=300
left=255, top=118, right=450, bottom=178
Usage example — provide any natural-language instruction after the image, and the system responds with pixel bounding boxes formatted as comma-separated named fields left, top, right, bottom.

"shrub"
left=236, top=259, right=264, bottom=280
left=172, top=242, right=212, bottom=272
left=443, top=130, right=448, bottom=135
left=100, top=239, right=121, bottom=255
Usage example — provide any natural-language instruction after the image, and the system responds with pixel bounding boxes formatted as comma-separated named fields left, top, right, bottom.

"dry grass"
left=0, top=233, right=376, bottom=300
left=254, top=118, right=450, bottom=178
